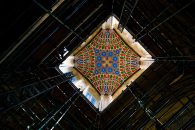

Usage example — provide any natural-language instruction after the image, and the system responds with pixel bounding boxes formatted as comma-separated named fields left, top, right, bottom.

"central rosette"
left=94, top=49, right=120, bottom=75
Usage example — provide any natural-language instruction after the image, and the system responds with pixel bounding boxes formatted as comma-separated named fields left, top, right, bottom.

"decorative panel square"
left=75, top=29, right=140, bottom=95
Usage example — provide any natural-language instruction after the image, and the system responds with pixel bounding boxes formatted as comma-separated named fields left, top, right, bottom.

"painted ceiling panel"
left=75, top=29, right=140, bottom=95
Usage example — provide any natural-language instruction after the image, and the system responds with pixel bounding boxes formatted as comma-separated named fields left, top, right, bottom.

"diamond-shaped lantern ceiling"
left=74, top=29, right=140, bottom=95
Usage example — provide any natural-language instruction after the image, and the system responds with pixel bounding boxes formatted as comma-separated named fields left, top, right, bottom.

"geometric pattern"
left=94, top=48, right=120, bottom=75
left=74, top=29, right=140, bottom=95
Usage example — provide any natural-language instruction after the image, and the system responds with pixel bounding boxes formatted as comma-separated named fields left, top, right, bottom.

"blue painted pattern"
left=94, top=49, right=120, bottom=75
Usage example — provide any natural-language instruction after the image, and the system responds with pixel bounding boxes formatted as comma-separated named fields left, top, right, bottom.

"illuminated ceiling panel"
left=60, top=16, right=153, bottom=110
left=74, top=29, right=140, bottom=95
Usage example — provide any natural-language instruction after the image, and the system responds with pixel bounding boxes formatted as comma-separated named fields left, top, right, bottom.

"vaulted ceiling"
left=0, top=0, right=195, bottom=129
left=74, top=29, right=141, bottom=95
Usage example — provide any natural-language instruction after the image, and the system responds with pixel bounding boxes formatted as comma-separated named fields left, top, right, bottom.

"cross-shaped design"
left=102, top=57, right=112, bottom=67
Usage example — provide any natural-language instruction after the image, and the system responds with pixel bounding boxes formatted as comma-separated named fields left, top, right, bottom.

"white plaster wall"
left=99, top=95, right=113, bottom=111
left=59, top=56, right=74, bottom=73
